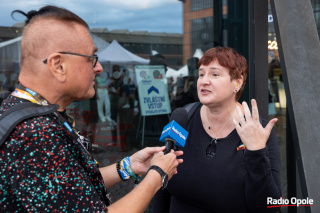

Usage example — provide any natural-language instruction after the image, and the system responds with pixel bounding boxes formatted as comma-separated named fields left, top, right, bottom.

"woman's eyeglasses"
left=206, top=138, right=217, bottom=157
left=43, top=52, right=98, bottom=67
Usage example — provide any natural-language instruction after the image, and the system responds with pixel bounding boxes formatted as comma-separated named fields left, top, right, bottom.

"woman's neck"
left=204, top=101, right=238, bottom=125
left=200, top=100, right=244, bottom=140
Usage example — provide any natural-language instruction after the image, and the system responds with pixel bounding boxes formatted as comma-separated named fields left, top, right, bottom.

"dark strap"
left=183, top=102, right=201, bottom=121
left=171, top=102, right=200, bottom=151
left=0, top=102, right=59, bottom=146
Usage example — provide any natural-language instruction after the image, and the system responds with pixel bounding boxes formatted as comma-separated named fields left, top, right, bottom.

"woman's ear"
left=236, top=75, right=244, bottom=90
left=46, top=53, right=66, bottom=83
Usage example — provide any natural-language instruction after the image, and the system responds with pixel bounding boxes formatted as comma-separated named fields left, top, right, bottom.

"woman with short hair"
left=153, top=47, right=281, bottom=213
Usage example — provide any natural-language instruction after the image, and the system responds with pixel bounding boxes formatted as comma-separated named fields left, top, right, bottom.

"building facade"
left=91, top=29, right=183, bottom=69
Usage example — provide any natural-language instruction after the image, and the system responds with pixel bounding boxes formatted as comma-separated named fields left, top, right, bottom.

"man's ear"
left=46, top=53, right=66, bottom=82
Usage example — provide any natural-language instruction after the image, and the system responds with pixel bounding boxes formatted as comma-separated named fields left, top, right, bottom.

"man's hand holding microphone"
left=107, top=109, right=188, bottom=212
left=130, top=108, right=189, bottom=189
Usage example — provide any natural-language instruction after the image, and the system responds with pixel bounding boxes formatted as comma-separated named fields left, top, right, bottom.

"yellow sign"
left=268, top=40, right=278, bottom=50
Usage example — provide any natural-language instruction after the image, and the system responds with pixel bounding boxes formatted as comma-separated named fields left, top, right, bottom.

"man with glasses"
left=43, top=52, right=99, bottom=67
left=0, top=5, right=183, bottom=212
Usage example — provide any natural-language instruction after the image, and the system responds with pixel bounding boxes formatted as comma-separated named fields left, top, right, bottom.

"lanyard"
left=12, top=84, right=92, bottom=157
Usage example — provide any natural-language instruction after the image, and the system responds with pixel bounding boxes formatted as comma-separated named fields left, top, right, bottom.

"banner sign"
left=135, top=65, right=171, bottom=116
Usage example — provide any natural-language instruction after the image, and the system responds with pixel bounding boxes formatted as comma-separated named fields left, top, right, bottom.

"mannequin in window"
left=95, top=73, right=117, bottom=126
left=122, top=69, right=138, bottom=109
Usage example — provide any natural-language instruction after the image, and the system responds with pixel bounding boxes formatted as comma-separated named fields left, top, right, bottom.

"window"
left=190, top=0, right=213, bottom=11
left=191, top=17, right=214, bottom=53
left=311, top=0, right=320, bottom=37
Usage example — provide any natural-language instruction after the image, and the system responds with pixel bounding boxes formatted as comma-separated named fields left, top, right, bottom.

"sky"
left=0, top=0, right=183, bottom=33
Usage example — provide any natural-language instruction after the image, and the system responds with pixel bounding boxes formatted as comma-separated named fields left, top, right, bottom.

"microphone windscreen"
left=170, top=108, right=189, bottom=129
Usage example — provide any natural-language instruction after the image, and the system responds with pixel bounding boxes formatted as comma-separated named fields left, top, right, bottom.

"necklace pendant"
left=212, top=138, right=217, bottom=144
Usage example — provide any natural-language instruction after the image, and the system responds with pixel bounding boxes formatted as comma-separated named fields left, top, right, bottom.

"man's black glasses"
left=206, top=138, right=217, bottom=157
left=43, top=52, right=98, bottom=67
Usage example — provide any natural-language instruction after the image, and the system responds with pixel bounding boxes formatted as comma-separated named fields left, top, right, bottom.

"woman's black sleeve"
left=152, top=188, right=171, bottom=213
left=244, top=124, right=282, bottom=213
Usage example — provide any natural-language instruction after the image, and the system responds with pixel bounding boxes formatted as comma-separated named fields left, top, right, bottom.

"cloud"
left=88, top=1, right=182, bottom=32
left=0, top=0, right=182, bottom=33
left=94, top=0, right=179, bottom=10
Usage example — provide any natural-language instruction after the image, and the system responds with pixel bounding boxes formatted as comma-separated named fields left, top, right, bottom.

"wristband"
left=123, top=157, right=141, bottom=182
left=116, top=160, right=126, bottom=181
left=116, top=157, right=139, bottom=181
left=120, top=157, right=131, bottom=181
left=125, top=164, right=139, bottom=181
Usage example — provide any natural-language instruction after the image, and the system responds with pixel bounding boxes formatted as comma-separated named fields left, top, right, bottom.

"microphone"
left=160, top=108, right=189, bottom=154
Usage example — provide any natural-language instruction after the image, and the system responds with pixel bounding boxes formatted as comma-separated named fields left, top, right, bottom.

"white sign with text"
left=135, top=65, right=171, bottom=116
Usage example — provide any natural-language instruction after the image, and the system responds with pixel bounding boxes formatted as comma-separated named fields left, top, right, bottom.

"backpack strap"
left=0, top=102, right=59, bottom=146
left=183, top=102, right=201, bottom=122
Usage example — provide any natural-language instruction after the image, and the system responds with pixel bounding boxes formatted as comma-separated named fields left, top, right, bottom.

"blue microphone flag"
left=159, top=120, right=188, bottom=147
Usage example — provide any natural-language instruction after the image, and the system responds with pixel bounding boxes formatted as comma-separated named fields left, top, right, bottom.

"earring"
left=235, top=89, right=238, bottom=92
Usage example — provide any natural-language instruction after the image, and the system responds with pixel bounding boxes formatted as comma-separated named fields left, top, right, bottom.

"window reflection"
left=311, top=0, right=320, bottom=36
left=268, top=2, right=288, bottom=213
left=3, top=1, right=319, bottom=212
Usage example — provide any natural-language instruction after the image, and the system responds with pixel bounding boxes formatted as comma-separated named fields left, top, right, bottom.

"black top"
left=153, top=104, right=281, bottom=213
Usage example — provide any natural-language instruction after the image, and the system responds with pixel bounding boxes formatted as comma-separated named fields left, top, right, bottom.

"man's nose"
left=94, top=61, right=103, bottom=73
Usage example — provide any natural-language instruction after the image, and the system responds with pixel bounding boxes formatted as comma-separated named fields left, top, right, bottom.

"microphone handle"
left=164, top=140, right=174, bottom=154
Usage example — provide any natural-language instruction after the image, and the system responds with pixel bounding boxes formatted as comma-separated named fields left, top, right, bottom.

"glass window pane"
left=268, top=2, right=288, bottom=213
left=1, top=1, right=296, bottom=212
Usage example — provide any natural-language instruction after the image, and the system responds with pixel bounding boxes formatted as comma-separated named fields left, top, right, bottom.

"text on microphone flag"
left=159, top=120, right=188, bottom=147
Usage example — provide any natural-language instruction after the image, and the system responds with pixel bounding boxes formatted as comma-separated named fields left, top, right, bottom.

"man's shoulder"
left=4, top=113, right=61, bottom=143
left=0, top=95, right=24, bottom=113
left=0, top=100, right=64, bottom=150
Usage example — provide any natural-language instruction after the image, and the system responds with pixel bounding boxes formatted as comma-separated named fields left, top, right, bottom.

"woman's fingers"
left=242, top=101, right=252, bottom=123
left=236, top=106, right=245, bottom=125
left=265, top=118, right=278, bottom=136
left=234, top=99, right=277, bottom=151
left=239, top=100, right=261, bottom=124
left=251, top=99, right=260, bottom=123
left=233, top=118, right=241, bottom=131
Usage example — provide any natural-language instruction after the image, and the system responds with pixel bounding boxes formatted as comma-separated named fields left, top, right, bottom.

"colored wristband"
left=125, top=164, right=139, bottom=181
left=116, top=157, right=139, bottom=181
left=116, top=160, right=126, bottom=181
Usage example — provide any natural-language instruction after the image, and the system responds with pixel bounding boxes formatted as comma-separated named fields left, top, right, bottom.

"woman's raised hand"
left=233, top=99, right=278, bottom=151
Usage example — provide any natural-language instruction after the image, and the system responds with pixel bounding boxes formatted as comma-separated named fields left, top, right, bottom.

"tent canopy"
left=193, top=48, right=203, bottom=59
left=0, top=36, right=21, bottom=73
left=176, top=65, right=189, bottom=77
left=171, top=49, right=203, bottom=78
left=91, top=33, right=110, bottom=52
left=165, top=67, right=179, bottom=78
left=97, top=40, right=149, bottom=65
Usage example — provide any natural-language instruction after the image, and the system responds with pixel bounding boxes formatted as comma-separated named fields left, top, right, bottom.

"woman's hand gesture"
left=233, top=99, right=278, bottom=151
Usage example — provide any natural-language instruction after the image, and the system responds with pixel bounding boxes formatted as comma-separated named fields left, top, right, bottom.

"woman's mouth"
left=201, top=89, right=211, bottom=94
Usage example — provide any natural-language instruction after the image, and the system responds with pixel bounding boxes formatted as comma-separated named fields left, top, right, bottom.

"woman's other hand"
left=233, top=99, right=278, bottom=151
